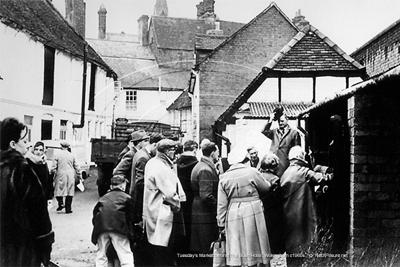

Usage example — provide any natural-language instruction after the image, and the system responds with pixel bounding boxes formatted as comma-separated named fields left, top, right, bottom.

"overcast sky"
left=54, top=0, right=400, bottom=54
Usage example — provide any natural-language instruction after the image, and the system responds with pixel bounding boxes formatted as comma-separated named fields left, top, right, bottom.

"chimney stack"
left=197, top=0, right=215, bottom=20
left=138, top=15, right=149, bottom=46
left=98, top=4, right=107, bottom=39
left=292, top=9, right=309, bottom=29
left=196, top=2, right=204, bottom=18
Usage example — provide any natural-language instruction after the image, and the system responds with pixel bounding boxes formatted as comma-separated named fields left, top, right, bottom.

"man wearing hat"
left=91, top=174, right=135, bottom=267
left=261, top=108, right=301, bottom=177
left=143, top=139, right=186, bottom=266
left=52, top=141, right=81, bottom=213
left=113, top=130, right=149, bottom=190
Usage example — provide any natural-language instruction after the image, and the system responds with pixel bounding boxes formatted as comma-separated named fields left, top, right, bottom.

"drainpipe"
left=73, top=44, right=88, bottom=129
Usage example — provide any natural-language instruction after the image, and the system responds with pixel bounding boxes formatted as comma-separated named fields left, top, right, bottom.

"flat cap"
left=111, top=175, right=127, bottom=185
left=60, top=141, right=70, bottom=148
left=131, top=130, right=149, bottom=142
left=156, top=139, right=176, bottom=152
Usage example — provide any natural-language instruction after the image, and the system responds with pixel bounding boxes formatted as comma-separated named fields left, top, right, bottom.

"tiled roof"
left=166, top=90, right=191, bottom=110
left=195, top=34, right=229, bottom=51
left=0, top=0, right=116, bottom=77
left=151, top=16, right=244, bottom=50
left=247, top=102, right=313, bottom=119
left=264, top=25, right=365, bottom=76
left=88, top=39, right=187, bottom=89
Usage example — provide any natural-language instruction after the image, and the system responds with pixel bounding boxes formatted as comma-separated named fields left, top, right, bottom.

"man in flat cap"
left=113, top=130, right=149, bottom=192
left=52, top=141, right=81, bottom=213
left=143, top=139, right=186, bottom=266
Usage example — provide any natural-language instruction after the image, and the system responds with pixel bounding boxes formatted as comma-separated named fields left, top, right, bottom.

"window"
left=43, top=45, right=55, bottom=106
left=60, top=120, right=67, bottom=140
left=24, top=115, right=33, bottom=143
left=41, top=120, right=53, bottom=140
left=126, top=90, right=137, bottom=111
left=88, top=64, right=97, bottom=111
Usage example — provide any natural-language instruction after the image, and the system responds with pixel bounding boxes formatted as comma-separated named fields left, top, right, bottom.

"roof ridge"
left=196, top=2, right=299, bottom=67
left=264, top=24, right=364, bottom=71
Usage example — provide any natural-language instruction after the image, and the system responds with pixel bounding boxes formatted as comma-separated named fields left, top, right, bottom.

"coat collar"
left=226, top=163, right=247, bottom=172
left=156, top=152, right=174, bottom=168
left=200, top=156, right=217, bottom=172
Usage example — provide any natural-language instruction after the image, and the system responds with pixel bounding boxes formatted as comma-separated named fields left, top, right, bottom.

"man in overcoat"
left=190, top=142, right=220, bottom=266
left=261, top=109, right=301, bottom=177
left=129, top=133, right=164, bottom=266
left=113, top=130, right=149, bottom=188
left=143, top=139, right=186, bottom=266
left=52, top=141, right=81, bottom=213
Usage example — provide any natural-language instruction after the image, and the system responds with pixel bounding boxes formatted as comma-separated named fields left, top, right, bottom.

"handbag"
left=211, top=232, right=226, bottom=267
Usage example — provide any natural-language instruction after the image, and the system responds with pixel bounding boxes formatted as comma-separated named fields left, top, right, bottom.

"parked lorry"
left=91, top=119, right=181, bottom=196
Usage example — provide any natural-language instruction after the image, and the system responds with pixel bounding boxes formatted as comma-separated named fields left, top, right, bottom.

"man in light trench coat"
left=143, top=139, right=186, bottom=266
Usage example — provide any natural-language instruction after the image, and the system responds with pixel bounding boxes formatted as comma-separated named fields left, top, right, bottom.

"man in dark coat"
left=114, top=130, right=149, bottom=193
left=176, top=140, right=199, bottom=266
left=262, top=109, right=301, bottom=177
left=0, top=117, right=54, bottom=267
left=92, top=175, right=136, bottom=267
left=280, top=146, right=332, bottom=266
left=190, top=142, right=219, bottom=266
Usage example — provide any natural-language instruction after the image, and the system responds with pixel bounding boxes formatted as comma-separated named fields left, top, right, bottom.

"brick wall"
left=198, top=6, right=298, bottom=140
left=351, top=22, right=400, bottom=78
left=348, top=77, right=400, bottom=256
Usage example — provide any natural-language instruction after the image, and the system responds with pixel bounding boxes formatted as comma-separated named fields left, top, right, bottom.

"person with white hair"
left=217, top=147, right=272, bottom=267
left=280, top=145, right=333, bottom=266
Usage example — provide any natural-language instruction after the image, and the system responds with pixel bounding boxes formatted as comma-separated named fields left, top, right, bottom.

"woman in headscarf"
left=26, top=141, right=53, bottom=202
left=0, top=117, right=54, bottom=267
left=217, top=147, right=272, bottom=267
left=280, top=145, right=332, bottom=266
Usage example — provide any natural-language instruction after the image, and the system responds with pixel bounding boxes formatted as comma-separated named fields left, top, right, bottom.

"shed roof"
left=264, top=24, right=366, bottom=77
left=217, top=23, right=367, bottom=124
left=247, top=102, right=313, bottom=119
left=0, top=0, right=116, bottom=77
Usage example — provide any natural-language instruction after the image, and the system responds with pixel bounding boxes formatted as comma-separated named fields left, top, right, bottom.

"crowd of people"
left=0, top=111, right=333, bottom=267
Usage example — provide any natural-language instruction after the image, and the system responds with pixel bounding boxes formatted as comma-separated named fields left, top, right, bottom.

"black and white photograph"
left=1, top=0, right=400, bottom=266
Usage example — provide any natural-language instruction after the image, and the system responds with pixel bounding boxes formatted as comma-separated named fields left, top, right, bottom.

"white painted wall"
left=0, top=24, right=115, bottom=163
left=113, top=89, right=181, bottom=124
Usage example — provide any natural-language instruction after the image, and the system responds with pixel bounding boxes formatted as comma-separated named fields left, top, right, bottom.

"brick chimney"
left=98, top=4, right=107, bottom=39
left=203, top=0, right=215, bottom=14
left=154, top=0, right=168, bottom=16
left=197, top=0, right=215, bottom=20
left=292, top=9, right=309, bottom=29
left=196, top=2, right=204, bottom=18
left=138, top=15, right=149, bottom=46
left=65, top=0, right=86, bottom=37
